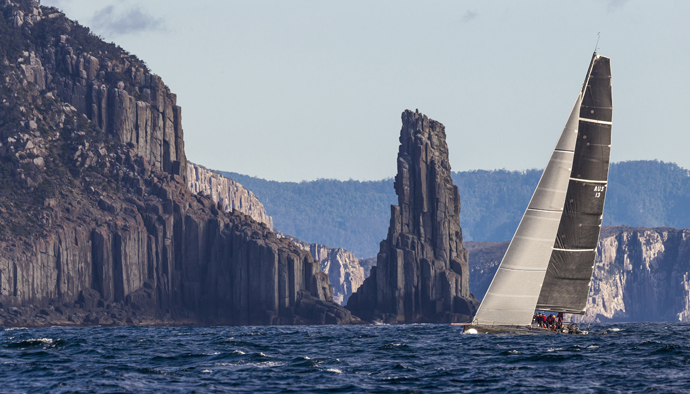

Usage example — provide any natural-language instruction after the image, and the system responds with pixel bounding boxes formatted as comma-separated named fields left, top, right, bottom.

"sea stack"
left=347, top=110, right=479, bottom=323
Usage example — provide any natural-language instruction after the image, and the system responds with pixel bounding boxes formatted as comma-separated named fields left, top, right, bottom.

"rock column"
left=347, top=110, right=478, bottom=323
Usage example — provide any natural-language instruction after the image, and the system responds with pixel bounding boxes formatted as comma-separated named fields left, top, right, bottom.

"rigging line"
left=594, top=32, right=600, bottom=53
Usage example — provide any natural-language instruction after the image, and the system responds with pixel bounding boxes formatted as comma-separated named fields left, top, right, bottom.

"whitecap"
left=547, top=347, right=563, bottom=352
left=200, top=369, right=212, bottom=373
left=508, top=350, right=519, bottom=354
left=609, top=328, right=621, bottom=332
left=232, top=350, right=246, bottom=355
left=326, top=368, right=342, bottom=373
left=248, top=361, right=285, bottom=368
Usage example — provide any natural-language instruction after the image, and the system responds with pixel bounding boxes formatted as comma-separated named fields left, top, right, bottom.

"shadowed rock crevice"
left=347, top=110, right=479, bottom=323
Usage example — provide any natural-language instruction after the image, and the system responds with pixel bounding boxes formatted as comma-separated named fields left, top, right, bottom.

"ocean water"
left=1, top=323, right=688, bottom=393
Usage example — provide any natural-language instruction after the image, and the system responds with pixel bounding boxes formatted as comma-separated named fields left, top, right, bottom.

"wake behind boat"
left=464, top=52, right=612, bottom=335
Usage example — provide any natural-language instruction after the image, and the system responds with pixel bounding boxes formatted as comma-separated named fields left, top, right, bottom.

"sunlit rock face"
left=467, top=227, right=690, bottom=323
left=277, top=234, right=366, bottom=306
left=577, top=227, right=690, bottom=323
left=347, top=110, right=478, bottom=323
left=187, top=162, right=273, bottom=229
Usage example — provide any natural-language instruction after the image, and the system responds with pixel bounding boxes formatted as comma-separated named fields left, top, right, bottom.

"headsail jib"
left=473, top=53, right=612, bottom=326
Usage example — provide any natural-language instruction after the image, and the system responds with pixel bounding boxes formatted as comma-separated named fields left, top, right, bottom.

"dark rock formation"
left=347, top=110, right=479, bottom=323
left=0, top=0, right=359, bottom=326
left=8, top=3, right=186, bottom=183
left=277, top=233, right=365, bottom=305
left=185, top=165, right=366, bottom=306
left=187, top=162, right=273, bottom=229
left=467, top=227, right=690, bottom=323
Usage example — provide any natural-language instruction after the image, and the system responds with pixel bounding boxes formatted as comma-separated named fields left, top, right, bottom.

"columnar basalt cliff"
left=0, top=0, right=358, bottom=326
left=187, top=162, right=273, bottom=229
left=347, top=110, right=479, bottom=323
left=278, top=233, right=365, bottom=305
left=8, top=3, right=186, bottom=183
left=467, top=227, right=690, bottom=323
left=185, top=166, right=363, bottom=305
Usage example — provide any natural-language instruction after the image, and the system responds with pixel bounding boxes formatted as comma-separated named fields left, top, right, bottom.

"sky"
left=40, top=0, right=690, bottom=182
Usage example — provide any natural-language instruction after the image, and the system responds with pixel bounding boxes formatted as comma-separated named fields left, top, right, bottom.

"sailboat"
left=463, top=52, right=612, bottom=334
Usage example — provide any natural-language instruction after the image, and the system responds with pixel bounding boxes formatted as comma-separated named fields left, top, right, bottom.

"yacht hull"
left=459, top=323, right=588, bottom=335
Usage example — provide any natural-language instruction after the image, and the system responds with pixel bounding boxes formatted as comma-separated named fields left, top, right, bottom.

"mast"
left=473, top=53, right=611, bottom=326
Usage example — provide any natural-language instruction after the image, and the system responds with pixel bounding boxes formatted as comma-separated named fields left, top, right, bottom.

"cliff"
left=4, top=1, right=186, bottom=183
left=184, top=164, right=365, bottom=306
left=277, top=233, right=365, bottom=305
left=347, top=110, right=479, bottom=323
left=467, top=227, right=690, bottom=322
left=187, top=162, right=273, bottom=229
left=0, top=0, right=359, bottom=326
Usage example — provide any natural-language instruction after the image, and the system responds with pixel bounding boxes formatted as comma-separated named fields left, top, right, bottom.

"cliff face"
left=5, top=2, right=186, bottom=183
left=581, top=227, right=690, bottom=322
left=185, top=164, right=366, bottom=306
left=0, top=0, right=358, bottom=326
left=467, top=227, right=690, bottom=322
left=278, top=234, right=365, bottom=305
left=347, top=110, right=478, bottom=323
left=187, top=162, right=273, bottom=229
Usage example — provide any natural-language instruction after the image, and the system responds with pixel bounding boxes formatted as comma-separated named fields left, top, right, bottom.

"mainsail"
left=473, top=53, right=612, bottom=326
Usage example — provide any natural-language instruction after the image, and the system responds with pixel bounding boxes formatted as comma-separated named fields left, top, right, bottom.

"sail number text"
left=593, top=185, right=605, bottom=198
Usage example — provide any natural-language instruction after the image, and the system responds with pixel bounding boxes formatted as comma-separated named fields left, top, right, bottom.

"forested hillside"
left=222, top=173, right=396, bottom=258
left=221, top=160, right=690, bottom=258
left=605, top=161, right=690, bottom=227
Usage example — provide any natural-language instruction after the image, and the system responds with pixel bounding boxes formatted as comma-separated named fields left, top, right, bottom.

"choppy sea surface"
left=1, top=322, right=689, bottom=393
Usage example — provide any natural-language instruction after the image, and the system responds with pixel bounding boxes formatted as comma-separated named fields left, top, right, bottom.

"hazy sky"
left=41, top=0, right=690, bottom=181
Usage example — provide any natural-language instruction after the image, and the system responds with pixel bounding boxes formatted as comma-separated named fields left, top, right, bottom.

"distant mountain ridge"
left=221, top=160, right=690, bottom=257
